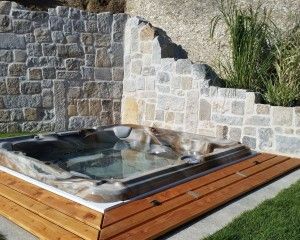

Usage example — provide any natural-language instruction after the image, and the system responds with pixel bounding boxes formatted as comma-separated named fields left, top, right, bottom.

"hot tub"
left=0, top=124, right=252, bottom=205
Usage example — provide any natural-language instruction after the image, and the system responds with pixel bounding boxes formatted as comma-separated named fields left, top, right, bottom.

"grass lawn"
left=0, top=132, right=36, bottom=139
left=205, top=180, right=300, bottom=240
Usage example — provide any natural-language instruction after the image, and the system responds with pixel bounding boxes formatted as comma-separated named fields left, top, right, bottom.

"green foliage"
left=264, top=25, right=300, bottom=106
left=0, top=233, right=5, bottom=240
left=210, top=0, right=275, bottom=92
left=205, top=180, right=300, bottom=240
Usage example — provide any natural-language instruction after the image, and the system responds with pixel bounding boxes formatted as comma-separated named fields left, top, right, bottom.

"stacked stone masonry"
left=0, top=1, right=125, bottom=132
left=121, top=17, right=300, bottom=156
left=0, top=2, right=299, bottom=156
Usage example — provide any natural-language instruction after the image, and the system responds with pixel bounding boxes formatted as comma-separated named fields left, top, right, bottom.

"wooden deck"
left=0, top=153, right=299, bottom=240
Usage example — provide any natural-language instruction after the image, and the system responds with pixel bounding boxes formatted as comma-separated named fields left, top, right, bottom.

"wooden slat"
left=103, top=153, right=275, bottom=227
left=107, top=158, right=300, bottom=240
left=0, top=195, right=83, bottom=240
left=100, top=155, right=288, bottom=239
left=0, top=172, right=102, bottom=230
left=0, top=183, right=99, bottom=240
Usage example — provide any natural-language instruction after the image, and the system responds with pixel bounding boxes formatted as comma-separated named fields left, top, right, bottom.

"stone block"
left=176, top=59, right=192, bottom=75
left=212, top=114, right=244, bottom=126
left=68, top=116, right=84, bottom=129
left=56, top=6, right=69, bottom=17
left=95, top=48, right=111, bottom=67
left=13, top=50, right=26, bottom=62
left=140, top=24, right=155, bottom=41
left=42, top=43, right=57, bottom=56
left=69, top=8, right=80, bottom=19
left=145, top=104, right=155, bottom=120
left=256, top=104, right=270, bottom=115
left=175, top=112, right=184, bottom=124
left=242, top=136, right=256, bottom=149
left=64, top=20, right=73, bottom=33
left=243, top=126, right=256, bottom=136
left=94, top=33, right=111, bottom=48
left=8, top=63, right=26, bottom=77
left=27, top=43, right=42, bottom=57
left=77, top=99, right=89, bottom=116
left=166, top=112, right=175, bottom=123
left=67, top=104, right=77, bottom=116
left=131, top=60, right=143, bottom=75
left=0, top=109, right=10, bottom=122
left=140, top=41, right=152, bottom=54
left=72, top=19, right=85, bottom=32
left=5, top=77, right=19, bottom=95
left=89, top=99, right=102, bottom=116
left=3, top=95, right=42, bottom=108
left=295, top=107, right=300, bottom=127
left=155, top=110, right=164, bottom=121
left=42, top=89, right=53, bottom=108
left=157, top=95, right=185, bottom=111
left=66, top=44, right=84, bottom=58
left=28, top=68, right=42, bottom=80
left=0, top=15, right=11, bottom=32
left=100, top=111, right=113, bottom=125
left=113, top=100, right=121, bottom=112
left=258, top=128, right=273, bottom=150
left=97, top=13, right=113, bottom=34
left=21, top=81, right=41, bottom=95
left=0, top=33, right=25, bottom=49
left=53, top=80, right=67, bottom=131
left=81, top=67, right=94, bottom=80
left=245, top=92, right=262, bottom=114
left=34, top=28, right=51, bottom=43
left=275, top=135, right=300, bottom=155
left=0, top=1, right=11, bottom=15
left=0, top=81, right=6, bottom=94
left=0, top=50, right=12, bottom=62
left=65, top=58, right=84, bottom=71
left=142, top=66, right=156, bottom=76
left=181, top=76, right=193, bottom=90
left=42, top=67, right=56, bottom=79
left=10, top=109, right=23, bottom=121
left=85, top=54, right=95, bottom=67
left=0, top=63, right=8, bottom=77
left=67, top=87, right=81, bottom=100
left=83, top=82, right=99, bottom=98
left=52, top=31, right=65, bottom=43
left=231, top=101, right=245, bottom=115
left=41, top=79, right=52, bottom=88
left=49, top=16, right=64, bottom=31
left=112, top=82, right=123, bottom=98
left=56, top=71, right=81, bottom=81
left=158, top=72, right=170, bottom=84
left=229, top=127, right=242, bottom=141
left=23, top=108, right=37, bottom=121
left=199, top=99, right=211, bottom=121
left=94, top=68, right=112, bottom=80
left=81, top=33, right=93, bottom=45
left=112, top=67, right=123, bottom=81
left=0, top=96, right=4, bottom=109
left=110, top=43, right=123, bottom=67
left=98, top=82, right=113, bottom=98
left=85, top=20, right=98, bottom=32
left=13, top=19, right=32, bottom=33
left=244, top=115, right=270, bottom=126
left=272, top=106, right=293, bottom=127
left=101, top=99, right=113, bottom=112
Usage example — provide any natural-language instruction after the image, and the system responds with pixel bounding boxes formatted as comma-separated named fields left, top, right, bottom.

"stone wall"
left=121, top=17, right=300, bottom=156
left=0, top=1, right=125, bottom=132
left=126, top=0, right=300, bottom=66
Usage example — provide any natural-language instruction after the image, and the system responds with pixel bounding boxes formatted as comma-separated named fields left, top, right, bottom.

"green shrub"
left=210, top=0, right=276, bottom=92
left=264, top=25, right=300, bottom=106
